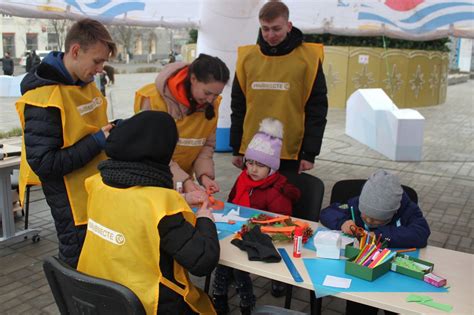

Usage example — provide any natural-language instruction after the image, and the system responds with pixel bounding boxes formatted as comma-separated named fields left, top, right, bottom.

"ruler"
left=277, top=248, right=303, bottom=282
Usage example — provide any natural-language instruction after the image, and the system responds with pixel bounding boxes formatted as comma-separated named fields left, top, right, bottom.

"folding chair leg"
left=204, top=274, right=211, bottom=294
left=310, top=292, right=322, bottom=315
left=24, top=185, right=31, bottom=230
left=284, top=284, right=293, bottom=309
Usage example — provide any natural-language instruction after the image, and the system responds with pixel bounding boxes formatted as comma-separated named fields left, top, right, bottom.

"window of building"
left=2, top=33, right=15, bottom=57
left=26, top=33, right=38, bottom=51
left=47, top=33, right=59, bottom=51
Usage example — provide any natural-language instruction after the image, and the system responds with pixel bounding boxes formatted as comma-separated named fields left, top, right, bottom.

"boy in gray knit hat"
left=320, top=169, right=430, bottom=249
left=320, top=169, right=431, bottom=315
left=358, top=169, right=403, bottom=227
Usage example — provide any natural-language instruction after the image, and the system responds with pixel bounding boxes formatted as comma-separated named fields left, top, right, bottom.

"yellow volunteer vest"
left=17, top=142, right=41, bottom=207
left=78, top=174, right=216, bottom=315
left=134, top=84, right=220, bottom=176
left=236, top=43, right=323, bottom=159
left=16, top=84, right=108, bottom=225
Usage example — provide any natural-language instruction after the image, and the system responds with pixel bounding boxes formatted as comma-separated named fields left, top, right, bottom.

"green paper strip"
left=406, top=294, right=453, bottom=312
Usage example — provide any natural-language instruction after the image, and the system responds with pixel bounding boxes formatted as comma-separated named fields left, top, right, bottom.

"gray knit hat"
left=359, top=169, right=403, bottom=221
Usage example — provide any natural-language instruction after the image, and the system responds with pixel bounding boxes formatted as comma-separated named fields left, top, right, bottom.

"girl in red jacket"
left=213, top=118, right=300, bottom=315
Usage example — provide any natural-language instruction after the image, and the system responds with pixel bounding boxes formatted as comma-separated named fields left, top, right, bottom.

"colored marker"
left=377, top=251, right=397, bottom=266
left=350, top=206, right=356, bottom=222
left=395, top=248, right=417, bottom=253
left=368, top=248, right=390, bottom=268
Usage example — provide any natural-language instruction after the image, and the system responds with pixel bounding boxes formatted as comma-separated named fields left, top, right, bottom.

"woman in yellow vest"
left=134, top=54, right=230, bottom=195
left=78, top=111, right=219, bottom=315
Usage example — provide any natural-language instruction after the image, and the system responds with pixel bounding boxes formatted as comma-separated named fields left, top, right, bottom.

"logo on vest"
left=248, top=137, right=274, bottom=155
left=177, top=138, right=206, bottom=147
left=87, top=218, right=126, bottom=246
left=251, top=81, right=290, bottom=91
left=77, top=97, right=103, bottom=116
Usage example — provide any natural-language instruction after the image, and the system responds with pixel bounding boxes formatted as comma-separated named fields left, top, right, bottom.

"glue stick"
left=293, top=227, right=303, bottom=258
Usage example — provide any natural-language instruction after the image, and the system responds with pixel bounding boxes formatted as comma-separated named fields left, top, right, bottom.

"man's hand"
left=232, top=156, right=243, bottom=169
left=101, top=123, right=114, bottom=138
left=341, top=220, right=356, bottom=235
left=201, top=175, right=220, bottom=194
left=298, top=160, right=314, bottom=174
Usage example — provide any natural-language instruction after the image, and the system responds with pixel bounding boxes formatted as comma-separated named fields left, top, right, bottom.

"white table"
left=0, top=144, right=40, bottom=244
left=218, top=219, right=473, bottom=315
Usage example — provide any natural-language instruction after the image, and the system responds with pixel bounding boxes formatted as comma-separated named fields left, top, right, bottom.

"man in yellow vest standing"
left=229, top=0, right=328, bottom=298
left=16, top=19, right=117, bottom=268
left=78, top=111, right=219, bottom=315
left=230, top=1, right=328, bottom=176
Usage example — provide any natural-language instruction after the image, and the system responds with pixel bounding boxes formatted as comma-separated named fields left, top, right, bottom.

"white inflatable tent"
left=1, top=0, right=473, bottom=151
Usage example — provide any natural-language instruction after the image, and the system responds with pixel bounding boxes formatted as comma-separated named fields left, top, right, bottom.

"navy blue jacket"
left=319, top=193, right=430, bottom=248
left=20, top=52, right=104, bottom=268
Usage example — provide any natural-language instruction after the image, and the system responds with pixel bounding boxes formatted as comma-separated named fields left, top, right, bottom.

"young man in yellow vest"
left=230, top=1, right=328, bottom=176
left=16, top=19, right=117, bottom=268
left=78, top=111, right=219, bottom=315
left=229, top=1, right=328, bottom=298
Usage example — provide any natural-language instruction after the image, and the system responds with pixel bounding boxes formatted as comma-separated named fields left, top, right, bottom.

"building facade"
left=1, top=14, right=190, bottom=63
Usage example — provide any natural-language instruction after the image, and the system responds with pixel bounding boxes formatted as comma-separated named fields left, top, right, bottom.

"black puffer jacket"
left=158, top=213, right=219, bottom=314
left=20, top=56, right=104, bottom=268
left=230, top=27, right=328, bottom=164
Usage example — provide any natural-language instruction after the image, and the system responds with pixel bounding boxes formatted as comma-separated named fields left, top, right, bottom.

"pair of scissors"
left=349, top=225, right=366, bottom=241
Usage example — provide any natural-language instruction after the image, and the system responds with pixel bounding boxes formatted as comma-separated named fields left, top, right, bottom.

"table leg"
left=0, top=168, right=15, bottom=238
left=0, top=167, right=40, bottom=244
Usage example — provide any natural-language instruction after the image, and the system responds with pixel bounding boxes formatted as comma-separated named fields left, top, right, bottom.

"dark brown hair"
left=185, top=54, right=230, bottom=120
left=259, top=1, right=289, bottom=21
left=65, top=18, right=117, bottom=58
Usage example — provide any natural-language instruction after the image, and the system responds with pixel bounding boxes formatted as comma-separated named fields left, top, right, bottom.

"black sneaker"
left=240, top=303, right=253, bottom=315
left=239, top=293, right=255, bottom=315
left=270, top=280, right=287, bottom=297
left=212, top=294, right=229, bottom=315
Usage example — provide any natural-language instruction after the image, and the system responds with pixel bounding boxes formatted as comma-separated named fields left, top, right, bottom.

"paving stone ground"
left=0, top=74, right=472, bottom=314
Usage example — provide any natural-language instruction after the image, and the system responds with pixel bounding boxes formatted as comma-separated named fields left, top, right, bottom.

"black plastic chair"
left=43, top=256, right=146, bottom=315
left=285, top=172, right=325, bottom=222
left=330, top=179, right=418, bottom=204
left=280, top=171, right=324, bottom=315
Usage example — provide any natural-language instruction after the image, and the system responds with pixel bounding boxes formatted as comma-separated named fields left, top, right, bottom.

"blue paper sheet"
left=193, top=202, right=264, bottom=240
left=303, top=258, right=447, bottom=296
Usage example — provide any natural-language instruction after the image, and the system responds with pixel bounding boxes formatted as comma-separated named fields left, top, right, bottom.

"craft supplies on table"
left=423, top=273, right=447, bottom=288
left=278, top=248, right=303, bottom=282
left=344, top=245, right=392, bottom=281
left=390, top=255, right=434, bottom=280
left=314, top=230, right=342, bottom=259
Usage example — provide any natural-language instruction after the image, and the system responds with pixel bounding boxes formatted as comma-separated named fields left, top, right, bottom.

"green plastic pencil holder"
left=390, top=254, right=434, bottom=280
left=344, top=245, right=391, bottom=282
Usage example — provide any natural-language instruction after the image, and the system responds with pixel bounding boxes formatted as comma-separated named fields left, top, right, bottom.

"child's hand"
left=195, top=200, right=214, bottom=222
left=201, top=175, right=220, bottom=194
left=341, top=220, right=356, bottom=235
left=184, top=190, right=207, bottom=206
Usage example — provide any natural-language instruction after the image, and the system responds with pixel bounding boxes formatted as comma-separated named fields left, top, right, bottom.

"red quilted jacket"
left=228, top=172, right=301, bottom=216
